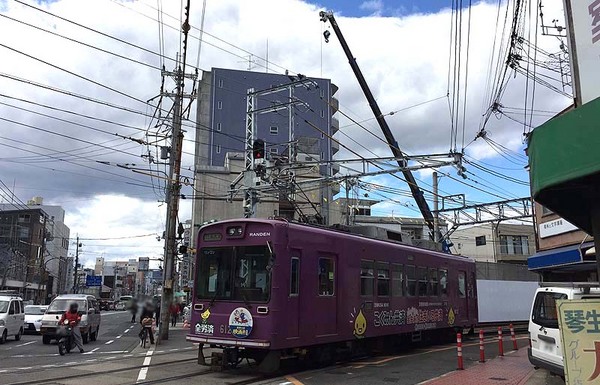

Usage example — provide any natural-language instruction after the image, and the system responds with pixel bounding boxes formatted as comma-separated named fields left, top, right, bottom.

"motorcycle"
left=57, top=319, right=73, bottom=356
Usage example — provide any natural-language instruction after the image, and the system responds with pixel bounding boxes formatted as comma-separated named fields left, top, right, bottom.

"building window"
left=475, top=235, right=486, bottom=246
left=499, top=235, right=529, bottom=255
left=392, top=264, right=404, bottom=296
left=18, top=227, right=29, bottom=239
left=18, top=214, right=30, bottom=223
left=269, top=126, right=278, bottom=135
left=318, top=258, right=335, bottom=296
left=290, top=258, right=299, bottom=296
left=270, top=148, right=278, bottom=154
left=320, top=89, right=325, bottom=98
left=217, top=101, right=223, bottom=110
left=216, top=123, right=222, bottom=132
left=321, top=110, right=325, bottom=118
left=218, top=79, right=224, bottom=88
left=360, top=260, right=374, bottom=296
left=321, top=133, right=325, bottom=139
left=541, top=206, right=554, bottom=216
left=216, top=145, right=221, bottom=154
left=377, top=262, right=390, bottom=296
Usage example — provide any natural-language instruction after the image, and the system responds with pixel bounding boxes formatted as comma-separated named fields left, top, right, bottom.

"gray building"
left=192, top=68, right=339, bottom=227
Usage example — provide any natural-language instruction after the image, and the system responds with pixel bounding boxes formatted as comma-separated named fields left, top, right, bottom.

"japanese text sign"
left=558, top=299, right=600, bottom=385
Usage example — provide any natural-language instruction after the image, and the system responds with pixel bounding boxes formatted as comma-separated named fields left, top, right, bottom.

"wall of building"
left=452, top=223, right=535, bottom=263
left=534, top=202, right=590, bottom=251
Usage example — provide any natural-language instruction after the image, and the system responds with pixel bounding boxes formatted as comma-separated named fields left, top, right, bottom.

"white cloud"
left=0, top=0, right=572, bottom=253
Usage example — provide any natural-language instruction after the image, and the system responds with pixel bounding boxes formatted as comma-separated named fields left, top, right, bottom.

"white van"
left=0, top=293, right=25, bottom=343
left=40, top=294, right=101, bottom=344
left=528, top=283, right=600, bottom=376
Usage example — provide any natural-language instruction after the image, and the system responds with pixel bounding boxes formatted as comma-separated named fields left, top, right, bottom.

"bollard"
left=510, top=323, right=518, bottom=351
left=498, top=327, right=504, bottom=356
left=479, top=329, right=485, bottom=363
left=457, top=332, right=464, bottom=370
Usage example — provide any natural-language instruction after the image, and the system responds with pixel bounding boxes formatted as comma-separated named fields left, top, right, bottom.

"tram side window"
left=360, top=260, right=374, bottom=296
left=290, top=258, right=300, bottom=296
left=406, top=265, right=416, bottom=297
left=392, top=263, right=404, bottom=297
left=318, top=258, right=335, bottom=296
left=458, top=271, right=466, bottom=298
left=429, top=268, right=438, bottom=296
left=439, top=269, right=448, bottom=296
left=377, top=262, right=390, bottom=296
left=418, top=267, right=428, bottom=296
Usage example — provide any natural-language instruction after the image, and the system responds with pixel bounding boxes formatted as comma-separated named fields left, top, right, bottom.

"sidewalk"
left=422, top=348, right=564, bottom=385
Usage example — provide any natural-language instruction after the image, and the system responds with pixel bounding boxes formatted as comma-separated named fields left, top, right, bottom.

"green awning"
left=528, top=97, right=600, bottom=234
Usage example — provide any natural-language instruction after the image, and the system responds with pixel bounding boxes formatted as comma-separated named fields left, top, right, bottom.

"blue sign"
left=86, top=275, right=102, bottom=287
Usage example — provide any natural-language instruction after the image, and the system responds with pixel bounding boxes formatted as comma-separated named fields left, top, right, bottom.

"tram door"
left=287, top=253, right=301, bottom=339
left=315, top=255, right=337, bottom=336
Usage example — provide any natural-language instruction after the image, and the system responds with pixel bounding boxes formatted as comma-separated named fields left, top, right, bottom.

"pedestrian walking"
left=130, top=300, right=138, bottom=323
left=169, top=302, right=179, bottom=326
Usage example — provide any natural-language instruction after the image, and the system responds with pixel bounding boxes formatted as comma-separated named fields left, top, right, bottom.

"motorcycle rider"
left=59, top=302, right=84, bottom=353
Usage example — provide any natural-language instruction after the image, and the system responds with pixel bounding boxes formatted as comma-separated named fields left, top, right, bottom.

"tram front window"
left=196, top=246, right=270, bottom=303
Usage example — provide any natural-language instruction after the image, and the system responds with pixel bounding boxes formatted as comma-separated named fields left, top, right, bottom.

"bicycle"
left=139, top=326, right=149, bottom=348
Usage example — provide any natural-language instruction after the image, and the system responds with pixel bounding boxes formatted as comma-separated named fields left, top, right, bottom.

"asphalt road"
left=0, top=314, right=541, bottom=385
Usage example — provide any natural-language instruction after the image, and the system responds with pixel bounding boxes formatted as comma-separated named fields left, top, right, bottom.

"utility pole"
left=158, top=0, right=196, bottom=341
left=433, top=171, right=439, bottom=243
left=73, top=235, right=80, bottom=294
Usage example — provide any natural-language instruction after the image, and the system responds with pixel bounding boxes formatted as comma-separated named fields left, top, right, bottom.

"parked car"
left=115, top=301, right=126, bottom=311
left=99, top=299, right=115, bottom=311
left=23, top=305, right=48, bottom=334
left=40, top=294, right=101, bottom=344
left=0, top=292, right=25, bottom=343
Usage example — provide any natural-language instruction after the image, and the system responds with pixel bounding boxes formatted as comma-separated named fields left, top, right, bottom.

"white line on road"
left=124, top=329, right=130, bottom=333
left=136, top=349, right=154, bottom=383
left=15, top=341, right=36, bottom=347
left=83, top=347, right=99, bottom=355
left=105, top=339, right=114, bottom=345
left=116, top=335, right=122, bottom=339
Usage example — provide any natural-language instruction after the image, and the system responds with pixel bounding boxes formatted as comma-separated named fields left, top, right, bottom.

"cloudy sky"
left=0, top=0, right=573, bottom=266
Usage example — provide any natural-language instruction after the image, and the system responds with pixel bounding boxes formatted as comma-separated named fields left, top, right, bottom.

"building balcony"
left=331, top=138, right=340, bottom=155
left=331, top=116, right=339, bottom=134
left=330, top=98, right=339, bottom=115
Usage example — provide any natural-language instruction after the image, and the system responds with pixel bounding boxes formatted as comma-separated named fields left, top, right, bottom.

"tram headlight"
left=227, top=226, right=243, bottom=236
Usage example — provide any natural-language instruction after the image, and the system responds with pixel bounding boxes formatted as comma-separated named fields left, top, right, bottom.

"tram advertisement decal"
left=195, top=308, right=214, bottom=335
left=229, top=307, right=254, bottom=338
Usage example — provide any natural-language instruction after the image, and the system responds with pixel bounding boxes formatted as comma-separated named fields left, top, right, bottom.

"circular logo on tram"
left=228, top=307, right=253, bottom=339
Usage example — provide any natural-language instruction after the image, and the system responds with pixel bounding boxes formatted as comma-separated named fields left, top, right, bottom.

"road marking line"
left=15, top=341, right=36, bottom=347
left=124, top=329, right=130, bottom=333
left=83, top=347, right=100, bottom=355
left=0, top=370, right=7, bottom=373
left=105, top=339, right=114, bottom=345
left=136, top=349, right=154, bottom=383
left=116, top=335, right=122, bottom=339
left=284, top=376, right=305, bottom=385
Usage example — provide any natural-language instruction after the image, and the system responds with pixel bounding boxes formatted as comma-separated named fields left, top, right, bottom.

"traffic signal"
left=253, top=139, right=265, bottom=160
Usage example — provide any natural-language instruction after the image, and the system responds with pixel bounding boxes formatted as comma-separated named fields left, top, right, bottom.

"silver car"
left=24, top=305, right=48, bottom=334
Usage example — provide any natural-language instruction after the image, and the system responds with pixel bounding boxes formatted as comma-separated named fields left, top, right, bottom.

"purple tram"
left=186, top=218, right=478, bottom=372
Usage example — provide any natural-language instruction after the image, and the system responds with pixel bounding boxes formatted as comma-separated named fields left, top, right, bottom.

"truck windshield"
left=196, top=245, right=270, bottom=303
left=47, top=299, right=86, bottom=314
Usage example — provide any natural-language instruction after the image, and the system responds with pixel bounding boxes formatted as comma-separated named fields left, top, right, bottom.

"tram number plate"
left=219, top=325, right=232, bottom=335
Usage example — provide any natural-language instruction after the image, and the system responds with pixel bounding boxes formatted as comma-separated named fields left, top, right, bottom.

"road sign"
left=139, top=257, right=150, bottom=272
left=86, top=275, right=102, bottom=287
